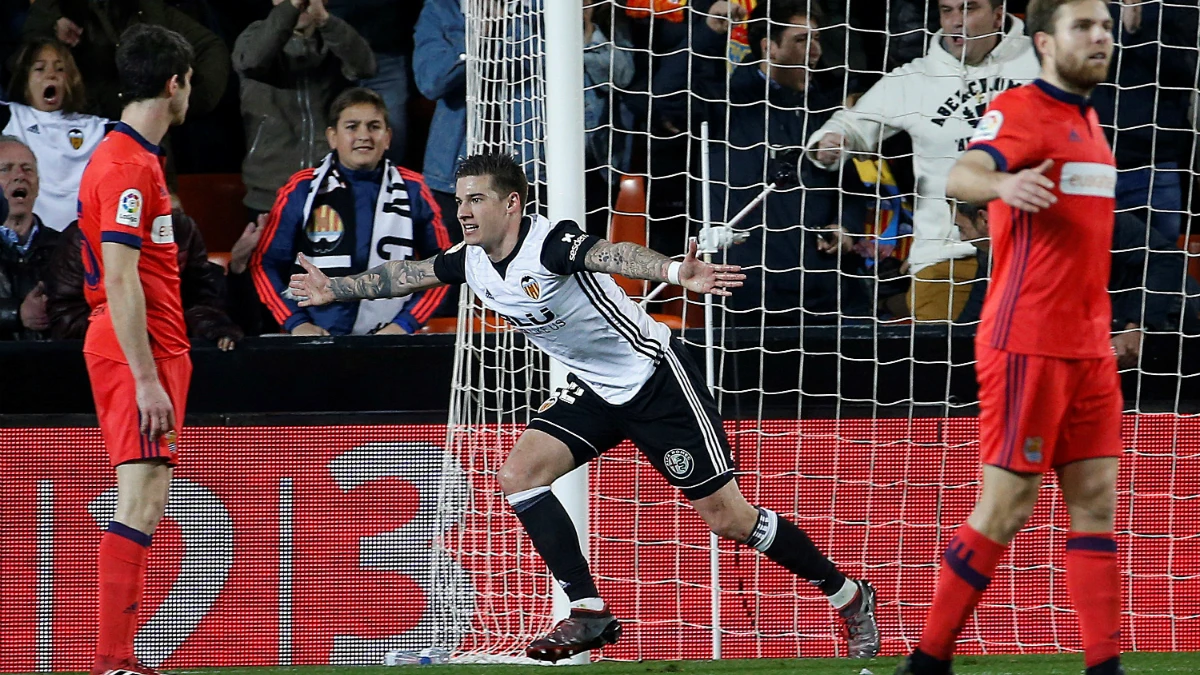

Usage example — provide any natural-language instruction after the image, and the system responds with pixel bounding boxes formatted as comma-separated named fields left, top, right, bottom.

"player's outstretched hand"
left=135, top=378, right=175, bottom=440
left=678, top=239, right=745, bottom=296
left=997, top=159, right=1057, bottom=213
left=290, top=253, right=335, bottom=307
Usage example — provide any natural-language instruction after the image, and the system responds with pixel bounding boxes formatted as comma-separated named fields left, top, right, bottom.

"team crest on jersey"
left=663, top=448, right=694, bottom=479
left=307, top=205, right=345, bottom=252
left=1023, top=437, right=1044, bottom=464
left=537, top=397, right=556, bottom=413
left=68, top=128, right=84, bottom=150
left=969, top=110, right=1004, bottom=143
left=116, top=189, right=142, bottom=227
left=521, top=275, right=541, bottom=300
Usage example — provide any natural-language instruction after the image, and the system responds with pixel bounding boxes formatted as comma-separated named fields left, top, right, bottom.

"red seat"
left=207, top=251, right=231, bottom=272
left=176, top=173, right=248, bottom=253
left=420, top=312, right=510, bottom=334
left=608, top=175, right=694, bottom=329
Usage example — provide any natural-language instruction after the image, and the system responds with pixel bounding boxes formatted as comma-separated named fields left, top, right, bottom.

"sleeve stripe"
left=250, top=169, right=315, bottom=324
left=408, top=284, right=449, bottom=325
left=100, top=231, right=143, bottom=249
left=400, top=167, right=452, bottom=249
left=969, top=143, right=1010, bottom=174
left=398, top=168, right=453, bottom=327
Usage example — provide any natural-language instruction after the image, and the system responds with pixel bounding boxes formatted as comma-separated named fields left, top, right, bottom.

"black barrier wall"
left=4, top=326, right=1197, bottom=419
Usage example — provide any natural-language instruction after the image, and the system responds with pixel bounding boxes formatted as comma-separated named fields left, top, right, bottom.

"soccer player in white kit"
left=290, top=152, right=881, bottom=661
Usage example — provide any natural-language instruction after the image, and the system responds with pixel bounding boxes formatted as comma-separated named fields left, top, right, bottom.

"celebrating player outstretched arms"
left=291, top=152, right=882, bottom=662
left=897, top=1, right=1122, bottom=675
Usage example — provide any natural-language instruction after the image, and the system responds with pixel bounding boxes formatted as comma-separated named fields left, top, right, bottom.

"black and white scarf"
left=301, top=153, right=414, bottom=334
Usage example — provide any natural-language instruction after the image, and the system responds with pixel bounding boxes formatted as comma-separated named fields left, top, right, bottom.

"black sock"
left=508, top=487, right=599, bottom=602
left=1086, top=657, right=1122, bottom=675
left=744, top=507, right=847, bottom=596
left=910, top=648, right=953, bottom=675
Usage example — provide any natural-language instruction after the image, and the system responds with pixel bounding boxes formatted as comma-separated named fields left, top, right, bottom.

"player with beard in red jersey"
left=896, top=1, right=1124, bottom=674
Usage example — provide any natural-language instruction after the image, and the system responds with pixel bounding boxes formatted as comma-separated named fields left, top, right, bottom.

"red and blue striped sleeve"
left=391, top=168, right=452, bottom=333
left=96, top=164, right=155, bottom=250
left=250, top=169, right=315, bottom=331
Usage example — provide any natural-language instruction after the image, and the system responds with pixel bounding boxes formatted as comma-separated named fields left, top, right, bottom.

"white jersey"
left=805, top=16, right=1039, bottom=272
left=434, top=214, right=672, bottom=404
left=0, top=103, right=112, bottom=231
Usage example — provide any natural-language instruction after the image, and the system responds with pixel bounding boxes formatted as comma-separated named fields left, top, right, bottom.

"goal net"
left=436, top=0, right=1200, bottom=661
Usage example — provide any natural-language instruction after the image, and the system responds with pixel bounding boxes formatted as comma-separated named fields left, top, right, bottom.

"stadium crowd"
left=0, top=0, right=1197, bottom=352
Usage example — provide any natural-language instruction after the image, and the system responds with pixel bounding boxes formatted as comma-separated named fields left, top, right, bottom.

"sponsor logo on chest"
left=1058, top=162, right=1116, bottom=198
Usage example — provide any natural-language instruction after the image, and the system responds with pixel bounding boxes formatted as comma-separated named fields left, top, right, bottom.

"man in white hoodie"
left=805, top=0, right=1039, bottom=321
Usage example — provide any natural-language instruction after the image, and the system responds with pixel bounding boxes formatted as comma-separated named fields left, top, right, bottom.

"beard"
left=1055, top=51, right=1111, bottom=92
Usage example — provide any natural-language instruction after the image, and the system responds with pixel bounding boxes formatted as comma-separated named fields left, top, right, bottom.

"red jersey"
left=967, top=79, right=1116, bottom=359
left=79, top=122, right=189, bottom=362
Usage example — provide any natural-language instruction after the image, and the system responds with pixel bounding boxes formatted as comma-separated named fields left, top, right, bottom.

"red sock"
left=95, top=522, right=151, bottom=664
left=1067, top=532, right=1122, bottom=668
left=917, top=524, right=1007, bottom=660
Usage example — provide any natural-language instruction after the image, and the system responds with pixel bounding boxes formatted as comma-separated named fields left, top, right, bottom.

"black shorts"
left=528, top=338, right=735, bottom=500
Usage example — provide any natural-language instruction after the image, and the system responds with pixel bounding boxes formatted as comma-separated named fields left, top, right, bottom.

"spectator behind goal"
left=714, top=0, right=873, bottom=324
left=1, top=37, right=113, bottom=232
left=233, top=0, right=376, bottom=218
left=251, top=87, right=450, bottom=336
left=806, top=0, right=1039, bottom=322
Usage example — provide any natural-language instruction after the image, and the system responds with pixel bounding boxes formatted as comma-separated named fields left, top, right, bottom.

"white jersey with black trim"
left=435, top=214, right=672, bottom=404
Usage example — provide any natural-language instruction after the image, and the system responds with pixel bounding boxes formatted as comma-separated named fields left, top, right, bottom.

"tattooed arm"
left=289, top=254, right=445, bottom=306
left=582, top=239, right=746, bottom=297
left=583, top=240, right=675, bottom=282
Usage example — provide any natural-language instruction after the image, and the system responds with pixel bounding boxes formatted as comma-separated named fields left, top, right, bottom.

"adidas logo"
left=485, top=289, right=495, bottom=300
left=1069, top=129, right=1082, bottom=142
left=123, top=602, right=139, bottom=614
left=26, top=124, right=40, bottom=134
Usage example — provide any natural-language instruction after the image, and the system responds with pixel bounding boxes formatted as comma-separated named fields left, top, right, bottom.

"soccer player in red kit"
left=896, top=1, right=1123, bottom=674
left=78, top=25, right=195, bottom=675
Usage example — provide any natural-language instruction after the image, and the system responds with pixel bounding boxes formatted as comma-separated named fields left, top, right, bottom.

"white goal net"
left=435, top=0, right=1200, bottom=661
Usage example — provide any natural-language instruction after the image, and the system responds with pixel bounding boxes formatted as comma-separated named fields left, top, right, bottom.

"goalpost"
left=435, top=0, right=1200, bottom=663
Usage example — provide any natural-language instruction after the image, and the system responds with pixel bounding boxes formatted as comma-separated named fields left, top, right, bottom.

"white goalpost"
left=435, top=0, right=1200, bottom=664
left=542, top=0, right=592, bottom=665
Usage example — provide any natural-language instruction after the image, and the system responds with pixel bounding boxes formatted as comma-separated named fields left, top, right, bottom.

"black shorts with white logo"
left=528, top=338, right=735, bottom=500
